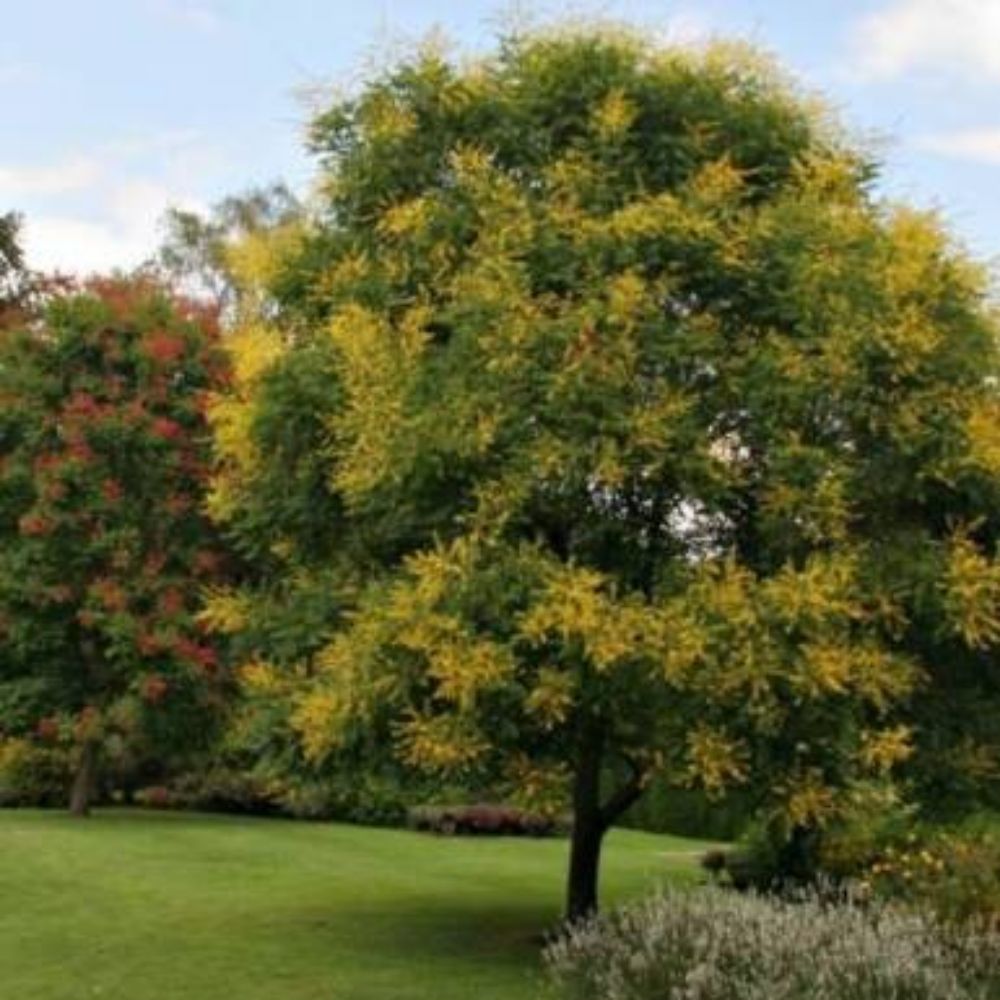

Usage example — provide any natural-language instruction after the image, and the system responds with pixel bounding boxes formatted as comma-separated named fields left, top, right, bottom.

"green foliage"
left=860, top=824, right=1000, bottom=929
left=624, top=779, right=751, bottom=841
left=134, top=765, right=419, bottom=826
left=813, top=784, right=918, bottom=879
left=0, top=737, right=70, bottom=807
left=206, top=25, right=1000, bottom=912
left=771, top=797, right=1000, bottom=928
left=708, top=783, right=915, bottom=891
left=0, top=279, right=230, bottom=810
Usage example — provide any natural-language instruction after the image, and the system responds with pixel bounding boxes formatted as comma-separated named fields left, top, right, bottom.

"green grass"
left=0, top=809, right=714, bottom=1000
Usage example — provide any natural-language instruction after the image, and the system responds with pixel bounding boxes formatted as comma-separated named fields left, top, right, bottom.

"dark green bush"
left=280, top=773, right=410, bottom=826
left=133, top=767, right=416, bottom=826
left=166, top=768, right=283, bottom=815
left=0, top=738, right=70, bottom=807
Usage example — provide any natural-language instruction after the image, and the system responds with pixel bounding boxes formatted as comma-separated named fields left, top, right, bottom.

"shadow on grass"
left=276, top=894, right=559, bottom=966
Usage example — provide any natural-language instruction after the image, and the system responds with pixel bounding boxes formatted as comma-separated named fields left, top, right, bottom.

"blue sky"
left=2, top=0, right=998, bottom=274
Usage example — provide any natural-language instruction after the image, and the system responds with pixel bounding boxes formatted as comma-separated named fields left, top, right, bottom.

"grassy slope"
left=0, top=809, right=713, bottom=1000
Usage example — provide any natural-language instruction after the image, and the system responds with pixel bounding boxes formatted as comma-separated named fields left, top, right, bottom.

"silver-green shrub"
left=544, top=886, right=1000, bottom=1000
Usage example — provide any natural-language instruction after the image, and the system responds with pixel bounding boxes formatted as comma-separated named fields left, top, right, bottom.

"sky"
left=1, top=0, right=999, bottom=275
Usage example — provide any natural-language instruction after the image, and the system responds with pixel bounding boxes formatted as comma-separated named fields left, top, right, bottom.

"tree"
left=152, top=182, right=303, bottom=319
left=206, top=28, right=1000, bottom=920
left=0, top=213, right=30, bottom=322
left=0, top=212, right=23, bottom=285
left=0, top=213, right=73, bottom=327
left=0, top=279, right=230, bottom=815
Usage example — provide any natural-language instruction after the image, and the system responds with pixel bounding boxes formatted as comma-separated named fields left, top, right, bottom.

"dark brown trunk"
left=566, top=714, right=606, bottom=923
left=69, top=740, right=98, bottom=818
left=565, top=715, right=649, bottom=923
left=567, top=807, right=605, bottom=923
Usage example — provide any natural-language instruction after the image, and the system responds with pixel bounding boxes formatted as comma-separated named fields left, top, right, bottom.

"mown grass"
left=0, top=809, right=713, bottom=1000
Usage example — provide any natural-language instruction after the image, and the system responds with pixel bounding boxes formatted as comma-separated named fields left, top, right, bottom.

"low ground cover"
left=546, top=885, right=1000, bottom=1000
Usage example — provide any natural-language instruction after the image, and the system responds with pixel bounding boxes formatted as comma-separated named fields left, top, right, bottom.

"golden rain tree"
left=206, top=28, right=1000, bottom=920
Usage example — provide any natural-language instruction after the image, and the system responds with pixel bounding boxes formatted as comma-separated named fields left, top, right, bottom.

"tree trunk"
left=565, top=715, right=649, bottom=923
left=69, top=740, right=98, bottom=818
left=567, top=804, right=605, bottom=923
left=566, top=709, right=610, bottom=923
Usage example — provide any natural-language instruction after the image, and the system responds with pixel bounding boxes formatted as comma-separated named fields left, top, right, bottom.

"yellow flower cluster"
left=685, top=725, right=749, bottom=795
left=197, top=586, right=251, bottom=635
left=859, top=726, right=914, bottom=773
left=943, top=530, right=1000, bottom=649
left=396, top=713, right=488, bottom=773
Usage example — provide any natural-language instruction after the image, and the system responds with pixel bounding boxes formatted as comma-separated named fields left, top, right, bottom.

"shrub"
left=131, top=767, right=415, bottom=826
left=545, top=886, right=1000, bottom=1000
left=703, top=785, right=918, bottom=890
left=408, top=803, right=559, bottom=837
left=699, top=818, right=791, bottom=891
left=864, top=827, right=1000, bottom=929
left=278, top=774, right=409, bottom=826
left=0, top=738, right=70, bottom=807
left=133, top=785, right=179, bottom=810
left=167, top=768, right=282, bottom=815
left=817, top=787, right=918, bottom=880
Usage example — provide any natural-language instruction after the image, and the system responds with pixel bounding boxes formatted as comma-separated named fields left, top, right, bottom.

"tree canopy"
left=0, top=279, right=230, bottom=814
left=203, top=28, right=1000, bottom=919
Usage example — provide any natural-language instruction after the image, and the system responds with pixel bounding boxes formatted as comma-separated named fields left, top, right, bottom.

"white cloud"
left=3, top=132, right=211, bottom=276
left=23, top=217, right=153, bottom=276
left=0, top=157, right=101, bottom=198
left=0, top=133, right=202, bottom=202
left=99, top=129, right=202, bottom=159
left=0, top=62, right=35, bottom=86
left=916, top=127, right=1000, bottom=165
left=149, top=0, right=225, bottom=33
left=853, top=0, right=1000, bottom=80
left=23, top=181, right=205, bottom=276
left=662, top=11, right=712, bottom=46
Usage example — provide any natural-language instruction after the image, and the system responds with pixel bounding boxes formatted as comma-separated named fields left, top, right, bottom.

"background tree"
left=0, top=213, right=74, bottom=328
left=206, top=28, right=1000, bottom=919
left=0, top=212, right=23, bottom=289
left=153, top=182, right=303, bottom=320
left=0, top=213, right=34, bottom=324
left=0, top=279, right=230, bottom=815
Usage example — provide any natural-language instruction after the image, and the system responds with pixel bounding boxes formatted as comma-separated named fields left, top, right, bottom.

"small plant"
left=545, top=885, right=1000, bottom=1000
left=408, top=803, right=558, bottom=837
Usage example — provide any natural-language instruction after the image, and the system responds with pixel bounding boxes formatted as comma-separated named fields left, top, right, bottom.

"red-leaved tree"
left=0, top=278, right=230, bottom=815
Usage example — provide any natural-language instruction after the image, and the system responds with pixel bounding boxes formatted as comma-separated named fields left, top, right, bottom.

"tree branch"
left=598, top=755, right=646, bottom=831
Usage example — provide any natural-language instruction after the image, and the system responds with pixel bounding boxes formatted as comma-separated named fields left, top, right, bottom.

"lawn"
left=0, top=809, right=714, bottom=1000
